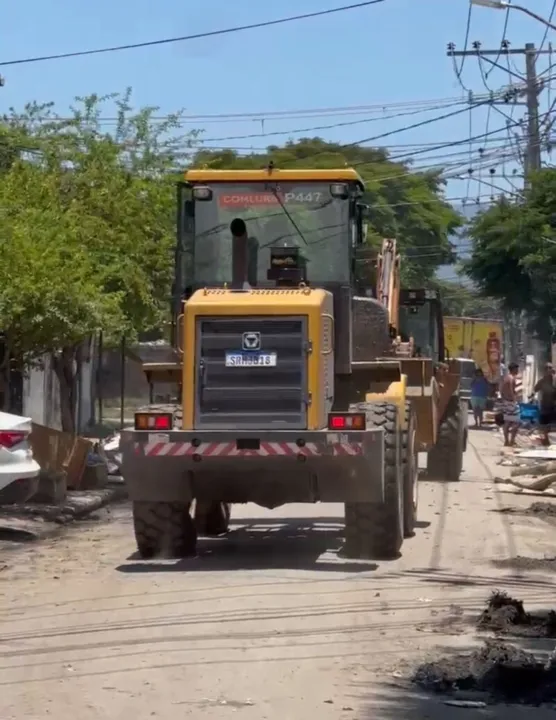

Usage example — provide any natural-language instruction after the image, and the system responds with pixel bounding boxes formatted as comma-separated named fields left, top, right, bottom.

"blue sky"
left=3, top=0, right=556, bottom=279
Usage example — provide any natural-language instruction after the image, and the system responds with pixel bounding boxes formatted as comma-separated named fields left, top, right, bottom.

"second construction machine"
left=121, top=166, right=466, bottom=561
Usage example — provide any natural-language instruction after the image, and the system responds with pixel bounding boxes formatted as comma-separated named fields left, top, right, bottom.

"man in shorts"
left=534, top=363, right=556, bottom=446
left=500, top=362, right=520, bottom=447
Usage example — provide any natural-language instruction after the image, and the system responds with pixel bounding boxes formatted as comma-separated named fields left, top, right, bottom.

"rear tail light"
left=327, top=413, right=366, bottom=430
left=134, top=413, right=173, bottom=431
left=0, top=431, right=27, bottom=449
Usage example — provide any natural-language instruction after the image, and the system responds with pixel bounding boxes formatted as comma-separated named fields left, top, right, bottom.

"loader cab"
left=399, top=288, right=446, bottom=362
left=176, top=170, right=365, bottom=296
left=174, top=169, right=366, bottom=372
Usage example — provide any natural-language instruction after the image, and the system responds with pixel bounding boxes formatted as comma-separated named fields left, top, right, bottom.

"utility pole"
left=447, top=44, right=547, bottom=185
left=524, top=42, right=542, bottom=181
left=447, top=43, right=549, bottom=363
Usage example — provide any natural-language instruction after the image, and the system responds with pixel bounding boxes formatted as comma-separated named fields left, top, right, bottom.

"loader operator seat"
left=261, top=215, right=308, bottom=283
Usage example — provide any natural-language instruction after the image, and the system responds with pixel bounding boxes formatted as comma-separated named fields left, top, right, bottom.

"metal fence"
left=96, top=336, right=180, bottom=432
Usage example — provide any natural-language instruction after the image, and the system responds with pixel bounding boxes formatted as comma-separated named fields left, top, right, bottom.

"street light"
left=471, top=0, right=556, bottom=31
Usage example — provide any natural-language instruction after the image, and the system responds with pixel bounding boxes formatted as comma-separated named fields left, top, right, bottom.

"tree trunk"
left=52, top=347, right=77, bottom=434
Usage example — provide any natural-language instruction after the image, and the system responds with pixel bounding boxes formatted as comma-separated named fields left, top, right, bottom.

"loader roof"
left=184, top=167, right=365, bottom=187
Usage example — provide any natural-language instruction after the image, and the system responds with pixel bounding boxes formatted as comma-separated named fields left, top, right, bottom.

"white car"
left=0, top=411, right=40, bottom=504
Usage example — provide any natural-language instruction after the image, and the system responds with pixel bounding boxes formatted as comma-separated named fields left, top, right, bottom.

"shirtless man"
left=500, top=362, right=520, bottom=447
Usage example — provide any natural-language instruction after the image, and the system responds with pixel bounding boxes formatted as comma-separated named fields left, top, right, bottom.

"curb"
left=0, top=484, right=128, bottom=544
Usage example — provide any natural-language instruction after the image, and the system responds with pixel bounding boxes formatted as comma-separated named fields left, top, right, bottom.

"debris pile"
left=528, top=501, right=556, bottom=517
left=477, top=591, right=556, bottom=638
left=413, top=639, right=556, bottom=704
left=413, top=593, right=556, bottom=704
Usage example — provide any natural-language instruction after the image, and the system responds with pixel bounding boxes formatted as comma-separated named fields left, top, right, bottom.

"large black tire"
left=402, top=401, right=419, bottom=538
left=344, top=402, right=403, bottom=560
left=132, top=501, right=197, bottom=559
left=194, top=501, right=231, bottom=537
left=426, top=397, right=466, bottom=482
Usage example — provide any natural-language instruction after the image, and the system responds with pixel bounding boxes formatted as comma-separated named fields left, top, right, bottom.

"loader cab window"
left=190, top=182, right=354, bottom=285
left=399, top=300, right=440, bottom=360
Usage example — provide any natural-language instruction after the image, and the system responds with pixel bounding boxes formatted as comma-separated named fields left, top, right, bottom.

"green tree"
left=0, top=90, right=198, bottom=430
left=191, top=138, right=463, bottom=284
left=434, top=279, right=503, bottom=318
left=464, top=168, right=556, bottom=347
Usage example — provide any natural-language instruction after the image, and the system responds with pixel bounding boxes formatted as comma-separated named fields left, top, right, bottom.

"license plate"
left=225, top=352, right=277, bottom=367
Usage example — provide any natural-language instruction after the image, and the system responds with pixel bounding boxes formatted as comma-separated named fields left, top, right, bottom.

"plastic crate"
left=519, top=402, right=539, bottom=423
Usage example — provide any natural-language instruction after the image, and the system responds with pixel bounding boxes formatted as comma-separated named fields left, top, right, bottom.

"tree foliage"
left=434, top=279, right=503, bottom=319
left=0, top=100, right=466, bottom=429
left=191, top=138, right=463, bottom=285
left=0, top=90, right=198, bottom=429
left=464, top=168, right=556, bottom=343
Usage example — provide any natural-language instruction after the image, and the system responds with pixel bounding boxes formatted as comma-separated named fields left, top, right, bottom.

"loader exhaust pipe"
left=230, top=218, right=249, bottom=289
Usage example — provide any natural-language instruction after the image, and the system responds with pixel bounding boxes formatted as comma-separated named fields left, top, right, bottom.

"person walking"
left=534, top=363, right=556, bottom=447
left=500, top=362, right=521, bottom=447
left=470, top=367, right=490, bottom=428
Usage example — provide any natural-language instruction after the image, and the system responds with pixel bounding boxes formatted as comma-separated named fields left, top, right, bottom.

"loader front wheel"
left=132, top=501, right=197, bottom=559
left=344, top=402, right=403, bottom=560
left=426, top=397, right=466, bottom=482
left=194, top=501, right=231, bottom=537
left=403, top=401, right=419, bottom=538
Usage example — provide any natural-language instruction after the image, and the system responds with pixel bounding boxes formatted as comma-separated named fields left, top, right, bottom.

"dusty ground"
left=1, top=426, right=556, bottom=719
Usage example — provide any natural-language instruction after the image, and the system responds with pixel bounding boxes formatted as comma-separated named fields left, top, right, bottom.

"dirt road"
left=1, top=429, right=556, bottom=718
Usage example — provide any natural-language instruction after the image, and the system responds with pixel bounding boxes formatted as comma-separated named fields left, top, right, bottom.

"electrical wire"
left=0, top=0, right=387, bottom=67
left=474, top=52, right=523, bottom=196
left=537, top=0, right=556, bottom=58
left=452, top=0, right=474, bottom=92
left=467, top=90, right=476, bottom=201
left=8, top=89, right=545, bottom=197
left=486, top=6, right=511, bottom=78
left=189, top=134, right=531, bottom=153
left=44, top=96, right=484, bottom=126
left=196, top=100, right=471, bottom=143
left=308, top=99, right=496, bottom=165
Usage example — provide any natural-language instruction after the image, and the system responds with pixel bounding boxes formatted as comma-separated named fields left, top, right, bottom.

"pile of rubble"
left=478, top=591, right=556, bottom=638
left=412, top=593, right=556, bottom=705
left=496, top=444, right=556, bottom=496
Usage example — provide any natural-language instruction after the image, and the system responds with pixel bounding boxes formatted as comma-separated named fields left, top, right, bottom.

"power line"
left=0, top=0, right=387, bottom=67
left=197, top=100, right=469, bottom=143
left=189, top=134, right=528, bottom=153
left=320, top=99, right=496, bottom=164
left=371, top=118, right=523, bottom=165
left=538, top=1, right=556, bottom=58
left=41, top=96, right=482, bottom=125
left=454, top=1, right=474, bottom=90
left=487, top=11, right=511, bottom=77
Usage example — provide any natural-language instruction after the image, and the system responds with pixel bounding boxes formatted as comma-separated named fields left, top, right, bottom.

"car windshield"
left=193, top=182, right=350, bottom=284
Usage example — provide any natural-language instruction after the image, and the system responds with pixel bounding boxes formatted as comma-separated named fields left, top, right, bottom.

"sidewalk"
left=468, top=422, right=556, bottom=504
left=0, top=482, right=128, bottom=544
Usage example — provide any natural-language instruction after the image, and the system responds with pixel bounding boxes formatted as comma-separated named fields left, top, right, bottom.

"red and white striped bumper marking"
left=135, top=441, right=363, bottom=457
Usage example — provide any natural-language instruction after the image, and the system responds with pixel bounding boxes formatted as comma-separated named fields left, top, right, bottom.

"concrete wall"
left=22, top=345, right=96, bottom=432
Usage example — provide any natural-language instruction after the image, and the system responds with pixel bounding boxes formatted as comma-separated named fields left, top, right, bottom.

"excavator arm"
left=376, top=238, right=400, bottom=334
left=375, top=239, right=415, bottom=356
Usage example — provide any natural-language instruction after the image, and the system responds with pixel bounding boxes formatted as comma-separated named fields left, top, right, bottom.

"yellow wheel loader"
left=121, top=167, right=465, bottom=560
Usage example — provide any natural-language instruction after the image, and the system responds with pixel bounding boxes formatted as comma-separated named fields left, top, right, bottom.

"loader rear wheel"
left=194, top=501, right=231, bottom=537
left=344, top=402, right=403, bottom=560
left=403, top=401, right=418, bottom=538
left=132, top=501, right=197, bottom=559
left=426, top=397, right=466, bottom=482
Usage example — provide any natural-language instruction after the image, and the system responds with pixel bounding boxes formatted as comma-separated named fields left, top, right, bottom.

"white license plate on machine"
left=225, top=352, right=277, bottom=367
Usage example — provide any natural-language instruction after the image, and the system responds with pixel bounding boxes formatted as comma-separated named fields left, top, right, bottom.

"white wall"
left=23, top=346, right=95, bottom=432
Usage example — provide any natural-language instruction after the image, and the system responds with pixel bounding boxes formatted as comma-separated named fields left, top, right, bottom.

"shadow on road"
left=116, top=517, right=383, bottom=574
